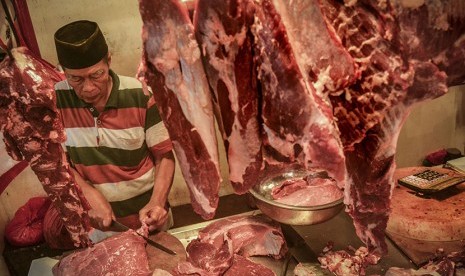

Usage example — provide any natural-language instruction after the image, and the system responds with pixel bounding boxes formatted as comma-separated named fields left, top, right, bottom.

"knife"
left=110, top=220, right=177, bottom=255
left=280, top=224, right=331, bottom=275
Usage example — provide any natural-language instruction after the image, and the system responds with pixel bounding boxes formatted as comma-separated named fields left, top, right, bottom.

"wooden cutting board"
left=385, top=231, right=465, bottom=266
left=387, top=167, right=465, bottom=241
left=147, top=231, right=187, bottom=272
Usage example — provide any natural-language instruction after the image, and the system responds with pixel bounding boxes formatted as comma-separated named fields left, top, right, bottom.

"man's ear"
left=107, top=53, right=112, bottom=66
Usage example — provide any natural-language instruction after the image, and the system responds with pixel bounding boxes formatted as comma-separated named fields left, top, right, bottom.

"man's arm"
left=139, top=150, right=175, bottom=231
left=70, top=167, right=115, bottom=229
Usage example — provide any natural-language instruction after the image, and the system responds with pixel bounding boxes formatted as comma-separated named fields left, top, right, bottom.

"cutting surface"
left=147, top=231, right=187, bottom=272
left=387, top=167, right=465, bottom=241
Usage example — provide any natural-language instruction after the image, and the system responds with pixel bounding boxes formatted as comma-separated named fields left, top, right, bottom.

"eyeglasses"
left=66, top=69, right=107, bottom=85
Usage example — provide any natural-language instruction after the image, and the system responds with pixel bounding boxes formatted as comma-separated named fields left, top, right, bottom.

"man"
left=50, top=20, right=175, bottom=237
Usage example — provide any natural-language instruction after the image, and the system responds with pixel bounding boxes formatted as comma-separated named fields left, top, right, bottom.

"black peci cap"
left=54, top=20, right=108, bottom=69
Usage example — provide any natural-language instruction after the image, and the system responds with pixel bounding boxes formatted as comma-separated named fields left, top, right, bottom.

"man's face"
left=64, top=57, right=111, bottom=106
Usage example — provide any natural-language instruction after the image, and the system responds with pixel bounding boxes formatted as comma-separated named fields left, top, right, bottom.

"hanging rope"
left=10, top=0, right=41, bottom=56
left=0, top=34, right=12, bottom=59
left=0, top=37, right=7, bottom=50
left=1, top=0, right=20, bottom=46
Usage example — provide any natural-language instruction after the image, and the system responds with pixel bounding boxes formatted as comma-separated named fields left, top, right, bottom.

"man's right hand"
left=70, top=167, right=115, bottom=230
left=85, top=187, right=115, bottom=230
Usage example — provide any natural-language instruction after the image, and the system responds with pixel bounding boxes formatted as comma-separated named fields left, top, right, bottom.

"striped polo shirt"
left=55, top=70, right=172, bottom=215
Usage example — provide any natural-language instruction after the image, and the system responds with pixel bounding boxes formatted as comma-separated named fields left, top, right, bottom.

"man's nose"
left=82, top=78, right=97, bottom=91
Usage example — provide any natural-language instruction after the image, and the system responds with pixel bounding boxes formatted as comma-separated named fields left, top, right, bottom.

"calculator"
left=398, top=169, right=465, bottom=193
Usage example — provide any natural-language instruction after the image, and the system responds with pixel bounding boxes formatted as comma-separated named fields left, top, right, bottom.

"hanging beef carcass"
left=193, top=0, right=264, bottom=194
left=195, top=0, right=349, bottom=194
left=0, top=47, right=91, bottom=247
left=251, top=0, right=350, bottom=186
left=190, top=0, right=465, bottom=256
left=138, top=0, right=222, bottom=219
left=320, top=0, right=419, bottom=255
left=321, top=0, right=465, bottom=255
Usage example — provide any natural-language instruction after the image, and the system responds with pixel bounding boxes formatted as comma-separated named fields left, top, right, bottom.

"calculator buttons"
left=398, top=169, right=465, bottom=193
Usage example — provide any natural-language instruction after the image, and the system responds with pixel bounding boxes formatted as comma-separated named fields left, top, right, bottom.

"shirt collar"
left=104, top=70, right=120, bottom=110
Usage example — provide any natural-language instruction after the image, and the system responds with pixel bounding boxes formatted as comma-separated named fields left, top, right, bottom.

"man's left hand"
left=139, top=202, right=168, bottom=232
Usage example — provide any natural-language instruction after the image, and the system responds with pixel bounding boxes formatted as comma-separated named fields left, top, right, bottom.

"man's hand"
left=139, top=201, right=168, bottom=232
left=141, top=150, right=175, bottom=232
left=70, top=167, right=115, bottom=230
left=85, top=187, right=115, bottom=230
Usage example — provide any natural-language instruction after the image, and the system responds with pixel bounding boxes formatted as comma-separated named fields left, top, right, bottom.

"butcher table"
left=3, top=193, right=415, bottom=275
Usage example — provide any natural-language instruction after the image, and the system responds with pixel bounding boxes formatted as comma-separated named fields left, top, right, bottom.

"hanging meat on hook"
left=322, top=0, right=465, bottom=255
left=138, top=0, right=222, bottom=220
left=140, top=0, right=465, bottom=257
left=0, top=47, right=92, bottom=247
left=194, top=0, right=264, bottom=195
left=0, top=1, right=91, bottom=247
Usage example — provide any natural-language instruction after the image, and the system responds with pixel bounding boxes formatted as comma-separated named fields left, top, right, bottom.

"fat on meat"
left=252, top=0, right=348, bottom=186
left=198, top=214, right=287, bottom=259
left=265, top=0, right=359, bottom=96
left=318, top=246, right=380, bottom=276
left=52, top=230, right=151, bottom=276
left=153, top=269, right=174, bottom=276
left=0, top=47, right=91, bottom=247
left=320, top=0, right=465, bottom=255
left=138, top=0, right=222, bottom=219
left=194, top=0, right=263, bottom=195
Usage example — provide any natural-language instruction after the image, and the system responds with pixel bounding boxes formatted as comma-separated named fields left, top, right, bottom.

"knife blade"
left=110, top=220, right=177, bottom=255
left=280, top=224, right=331, bottom=275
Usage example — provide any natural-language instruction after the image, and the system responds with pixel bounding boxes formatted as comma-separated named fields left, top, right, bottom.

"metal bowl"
left=249, top=169, right=344, bottom=225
